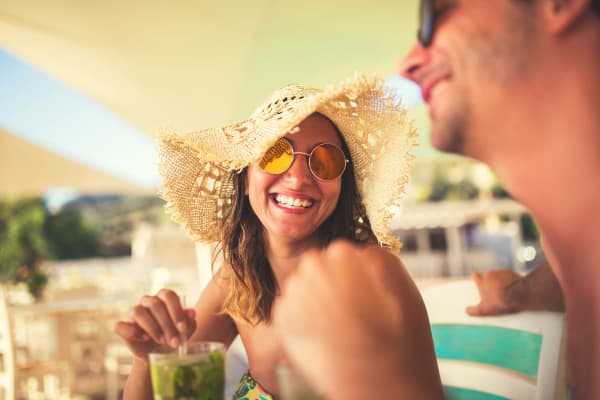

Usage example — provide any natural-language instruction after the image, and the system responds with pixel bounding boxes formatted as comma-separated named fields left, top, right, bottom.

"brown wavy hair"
left=214, top=116, right=376, bottom=324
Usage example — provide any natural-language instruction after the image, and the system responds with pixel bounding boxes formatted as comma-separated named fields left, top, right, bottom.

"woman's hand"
left=114, top=288, right=197, bottom=361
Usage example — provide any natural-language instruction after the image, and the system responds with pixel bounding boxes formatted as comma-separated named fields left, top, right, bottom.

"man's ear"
left=543, top=0, right=592, bottom=34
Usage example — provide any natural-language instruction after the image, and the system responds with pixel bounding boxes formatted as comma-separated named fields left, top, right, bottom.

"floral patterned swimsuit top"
left=232, top=371, right=273, bottom=400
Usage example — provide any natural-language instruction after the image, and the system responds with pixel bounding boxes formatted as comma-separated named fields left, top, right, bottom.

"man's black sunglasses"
left=417, top=0, right=435, bottom=47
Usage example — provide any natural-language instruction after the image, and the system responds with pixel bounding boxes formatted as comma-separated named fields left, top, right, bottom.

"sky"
left=387, top=73, right=423, bottom=109
left=0, top=47, right=423, bottom=196
left=0, top=47, right=160, bottom=190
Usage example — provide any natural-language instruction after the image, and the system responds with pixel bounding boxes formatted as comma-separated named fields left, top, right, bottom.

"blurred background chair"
left=103, top=341, right=132, bottom=400
left=224, top=336, right=249, bottom=399
left=421, top=279, right=567, bottom=400
left=0, top=286, right=72, bottom=400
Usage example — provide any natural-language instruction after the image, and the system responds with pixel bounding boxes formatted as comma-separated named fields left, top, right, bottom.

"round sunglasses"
left=258, top=137, right=349, bottom=181
left=418, top=0, right=435, bottom=47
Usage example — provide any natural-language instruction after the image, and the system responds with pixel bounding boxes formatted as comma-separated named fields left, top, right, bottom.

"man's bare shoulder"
left=360, top=245, right=421, bottom=301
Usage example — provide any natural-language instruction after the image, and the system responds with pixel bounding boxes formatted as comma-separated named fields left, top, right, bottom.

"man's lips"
left=420, top=76, right=450, bottom=104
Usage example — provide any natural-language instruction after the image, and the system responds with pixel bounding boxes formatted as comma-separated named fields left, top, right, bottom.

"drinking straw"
left=178, top=294, right=187, bottom=357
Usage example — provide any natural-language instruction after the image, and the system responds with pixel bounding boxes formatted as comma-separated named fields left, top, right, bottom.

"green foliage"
left=45, top=209, right=100, bottom=259
left=427, top=171, right=480, bottom=202
left=520, top=214, right=540, bottom=242
left=0, top=197, right=104, bottom=299
left=65, top=194, right=166, bottom=257
left=491, top=182, right=512, bottom=199
left=0, top=198, right=50, bottom=299
left=0, top=194, right=166, bottom=298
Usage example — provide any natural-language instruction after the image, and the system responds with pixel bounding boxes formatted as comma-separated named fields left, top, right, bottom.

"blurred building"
left=394, top=199, right=542, bottom=279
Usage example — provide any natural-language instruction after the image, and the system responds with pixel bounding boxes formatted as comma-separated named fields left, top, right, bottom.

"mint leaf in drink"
left=172, top=365, right=199, bottom=397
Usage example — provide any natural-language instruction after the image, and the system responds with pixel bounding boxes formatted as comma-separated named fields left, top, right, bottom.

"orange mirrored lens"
left=310, top=144, right=347, bottom=180
left=259, top=138, right=293, bottom=174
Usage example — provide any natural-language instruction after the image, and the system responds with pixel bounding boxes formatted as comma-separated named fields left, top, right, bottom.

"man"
left=400, top=1, right=600, bottom=398
left=274, top=1, right=600, bottom=399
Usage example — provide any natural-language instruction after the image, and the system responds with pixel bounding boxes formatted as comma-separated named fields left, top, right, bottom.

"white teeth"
left=431, top=80, right=449, bottom=99
left=274, top=194, right=313, bottom=209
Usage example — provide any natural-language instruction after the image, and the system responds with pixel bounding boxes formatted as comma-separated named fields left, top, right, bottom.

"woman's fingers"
left=114, top=320, right=160, bottom=360
left=157, top=289, right=189, bottom=343
left=114, top=320, right=150, bottom=342
left=184, top=308, right=197, bottom=337
left=129, top=300, right=166, bottom=344
left=115, top=290, right=197, bottom=362
left=123, top=290, right=194, bottom=350
left=135, top=293, right=179, bottom=346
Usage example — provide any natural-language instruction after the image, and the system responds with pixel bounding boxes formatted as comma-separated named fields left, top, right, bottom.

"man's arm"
left=273, top=240, right=444, bottom=399
left=467, top=261, right=565, bottom=316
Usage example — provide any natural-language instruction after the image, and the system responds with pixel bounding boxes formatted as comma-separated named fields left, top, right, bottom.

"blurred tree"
left=45, top=209, right=101, bottom=259
left=491, top=181, right=512, bottom=199
left=0, top=194, right=166, bottom=299
left=63, top=194, right=166, bottom=257
left=521, top=214, right=540, bottom=242
left=0, top=197, right=104, bottom=299
left=0, top=198, right=49, bottom=299
left=427, top=170, right=480, bottom=202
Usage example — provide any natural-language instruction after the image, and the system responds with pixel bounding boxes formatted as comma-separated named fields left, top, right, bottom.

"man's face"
left=400, top=0, right=535, bottom=160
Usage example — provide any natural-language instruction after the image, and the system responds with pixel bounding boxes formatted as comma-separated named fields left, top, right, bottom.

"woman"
left=115, top=74, right=418, bottom=398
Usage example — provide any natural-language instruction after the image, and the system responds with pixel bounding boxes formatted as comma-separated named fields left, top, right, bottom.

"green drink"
left=149, top=341, right=225, bottom=400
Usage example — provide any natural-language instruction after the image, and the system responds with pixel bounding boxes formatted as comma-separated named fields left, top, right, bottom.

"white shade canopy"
left=0, top=1, right=419, bottom=137
left=0, top=128, right=145, bottom=196
left=0, top=1, right=427, bottom=196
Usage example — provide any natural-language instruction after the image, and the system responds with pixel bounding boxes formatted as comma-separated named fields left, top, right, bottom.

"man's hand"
left=466, top=269, right=522, bottom=316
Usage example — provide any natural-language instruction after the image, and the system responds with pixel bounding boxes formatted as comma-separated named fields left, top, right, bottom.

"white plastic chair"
left=0, top=286, right=16, bottom=400
left=0, top=286, right=71, bottom=400
left=421, top=279, right=568, bottom=400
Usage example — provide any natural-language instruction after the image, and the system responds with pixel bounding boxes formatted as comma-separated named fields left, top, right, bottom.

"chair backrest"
left=0, top=286, right=16, bottom=400
left=0, top=287, right=74, bottom=400
left=421, top=279, right=567, bottom=400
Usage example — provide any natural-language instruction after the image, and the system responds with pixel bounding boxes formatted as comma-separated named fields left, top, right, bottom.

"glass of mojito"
left=149, top=341, right=225, bottom=400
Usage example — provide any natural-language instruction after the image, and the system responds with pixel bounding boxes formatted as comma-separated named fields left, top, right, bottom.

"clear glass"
left=275, top=361, right=324, bottom=400
left=149, top=341, right=226, bottom=400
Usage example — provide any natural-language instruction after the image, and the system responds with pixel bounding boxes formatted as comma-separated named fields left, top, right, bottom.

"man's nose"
left=398, top=42, right=428, bottom=81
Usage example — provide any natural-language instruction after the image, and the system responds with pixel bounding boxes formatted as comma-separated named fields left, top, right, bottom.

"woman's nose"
left=283, top=154, right=313, bottom=184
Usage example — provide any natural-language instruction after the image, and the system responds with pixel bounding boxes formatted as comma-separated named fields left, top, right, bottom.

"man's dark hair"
left=515, top=0, right=599, bottom=17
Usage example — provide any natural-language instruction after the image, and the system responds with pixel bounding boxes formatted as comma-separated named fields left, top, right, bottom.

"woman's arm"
left=190, top=269, right=238, bottom=346
left=116, top=269, right=237, bottom=400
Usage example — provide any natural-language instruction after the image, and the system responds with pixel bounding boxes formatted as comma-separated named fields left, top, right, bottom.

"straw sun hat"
left=158, top=74, right=416, bottom=250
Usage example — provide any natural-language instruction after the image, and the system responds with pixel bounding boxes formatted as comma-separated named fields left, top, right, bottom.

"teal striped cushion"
left=432, top=324, right=542, bottom=377
left=444, top=385, right=510, bottom=400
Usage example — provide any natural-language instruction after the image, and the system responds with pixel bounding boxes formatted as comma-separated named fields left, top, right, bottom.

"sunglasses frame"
left=260, top=137, right=349, bottom=181
left=418, top=0, right=435, bottom=47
